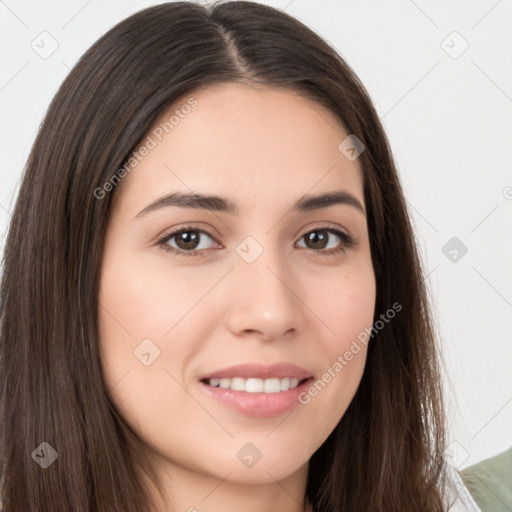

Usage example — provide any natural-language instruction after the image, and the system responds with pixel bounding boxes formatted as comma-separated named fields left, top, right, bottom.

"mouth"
left=200, top=376, right=310, bottom=393
left=198, top=362, right=314, bottom=417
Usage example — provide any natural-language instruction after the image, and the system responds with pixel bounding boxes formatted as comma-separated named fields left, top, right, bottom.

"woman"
left=0, top=1, right=482, bottom=510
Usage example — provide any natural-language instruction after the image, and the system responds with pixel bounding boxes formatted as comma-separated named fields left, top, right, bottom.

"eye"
left=157, top=226, right=220, bottom=257
left=156, top=224, right=356, bottom=257
left=296, top=225, right=356, bottom=255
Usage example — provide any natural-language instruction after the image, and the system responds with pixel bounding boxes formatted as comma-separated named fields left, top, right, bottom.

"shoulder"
left=444, top=464, right=482, bottom=512
left=460, top=447, right=512, bottom=511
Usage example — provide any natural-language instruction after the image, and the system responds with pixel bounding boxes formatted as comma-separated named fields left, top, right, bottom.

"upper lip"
left=200, top=362, right=313, bottom=381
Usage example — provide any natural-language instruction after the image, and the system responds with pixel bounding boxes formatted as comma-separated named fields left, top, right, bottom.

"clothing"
left=446, top=464, right=483, bottom=511
left=460, top=447, right=512, bottom=511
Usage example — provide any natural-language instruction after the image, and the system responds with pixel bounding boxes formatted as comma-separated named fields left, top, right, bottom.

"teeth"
left=231, top=377, right=246, bottom=391
left=246, top=378, right=264, bottom=393
left=263, top=378, right=280, bottom=393
left=205, top=377, right=305, bottom=392
left=219, top=378, right=231, bottom=389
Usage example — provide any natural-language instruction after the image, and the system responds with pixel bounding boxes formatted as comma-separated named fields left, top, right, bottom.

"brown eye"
left=303, top=230, right=330, bottom=250
left=158, top=227, right=218, bottom=257
left=156, top=224, right=356, bottom=258
left=296, top=227, right=356, bottom=254
left=173, top=230, right=201, bottom=250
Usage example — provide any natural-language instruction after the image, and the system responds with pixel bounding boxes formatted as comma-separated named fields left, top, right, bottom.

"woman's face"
left=98, top=82, right=376, bottom=487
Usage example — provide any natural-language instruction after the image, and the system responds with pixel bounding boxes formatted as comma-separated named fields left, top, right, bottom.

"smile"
left=203, top=376, right=305, bottom=393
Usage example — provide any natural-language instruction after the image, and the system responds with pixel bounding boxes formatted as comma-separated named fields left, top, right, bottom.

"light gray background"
left=1, top=0, right=511, bottom=469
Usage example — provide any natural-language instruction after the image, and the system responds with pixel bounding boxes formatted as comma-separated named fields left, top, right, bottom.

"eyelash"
left=156, top=224, right=356, bottom=258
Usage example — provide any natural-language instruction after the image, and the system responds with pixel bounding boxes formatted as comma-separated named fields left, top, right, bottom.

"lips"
left=198, top=362, right=314, bottom=417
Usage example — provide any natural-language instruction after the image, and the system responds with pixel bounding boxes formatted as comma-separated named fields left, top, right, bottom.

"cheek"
left=96, top=256, right=200, bottom=446
left=98, top=249, right=213, bottom=339
left=299, top=261, right=375, bottom=414
left=96, top=250, right=225, bottom=424
left=312, top=260, right=376, bottom=355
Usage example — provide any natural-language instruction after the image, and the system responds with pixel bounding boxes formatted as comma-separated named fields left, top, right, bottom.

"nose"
left=225, top=244, right=305, bottom=342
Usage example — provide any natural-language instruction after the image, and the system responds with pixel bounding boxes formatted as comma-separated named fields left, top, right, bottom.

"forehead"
left=116, top=82, right=364, bottom=212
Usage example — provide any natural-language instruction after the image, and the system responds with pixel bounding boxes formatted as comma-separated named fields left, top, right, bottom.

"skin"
left=98, top=81, right=376, bottom=512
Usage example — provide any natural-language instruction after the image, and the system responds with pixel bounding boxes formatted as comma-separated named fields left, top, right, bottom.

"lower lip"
left=199, top=378, right=314, bottom=418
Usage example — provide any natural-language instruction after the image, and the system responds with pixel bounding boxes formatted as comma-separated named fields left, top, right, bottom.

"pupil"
left=308, top=231, right=327, bottom=249
left=178, top=231, right=199, bottom=249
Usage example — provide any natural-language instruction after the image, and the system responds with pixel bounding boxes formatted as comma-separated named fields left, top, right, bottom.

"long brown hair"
left=0, top=1, right=450, bottom=510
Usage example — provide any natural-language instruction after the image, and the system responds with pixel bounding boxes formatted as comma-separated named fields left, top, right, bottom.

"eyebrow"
left=135, top=189, right=366, bottom=218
